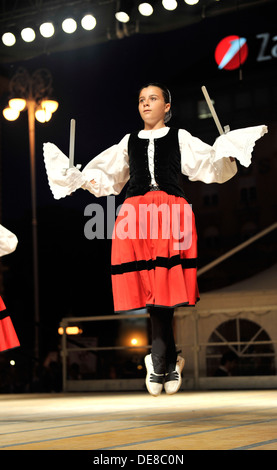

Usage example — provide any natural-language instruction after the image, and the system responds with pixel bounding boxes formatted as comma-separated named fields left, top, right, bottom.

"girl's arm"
left=179, top=125, right=267, bottom=184
left=43, top=134, right=130, bottom=199
left=81, top=134, right=130, bottom=197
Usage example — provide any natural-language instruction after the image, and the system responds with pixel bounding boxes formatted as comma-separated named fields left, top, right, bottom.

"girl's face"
left=138, top=86, right=170, bottom=129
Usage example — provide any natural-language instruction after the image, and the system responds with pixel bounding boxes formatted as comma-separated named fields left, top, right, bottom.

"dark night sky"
left=0, top=3, right=276, bottom=358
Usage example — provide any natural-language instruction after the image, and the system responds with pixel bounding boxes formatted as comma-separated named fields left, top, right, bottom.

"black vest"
left=125, top=127, right=186, bottom=200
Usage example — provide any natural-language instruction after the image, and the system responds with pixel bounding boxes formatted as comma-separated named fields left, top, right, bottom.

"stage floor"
left=0, top=390, right=277, bottom=450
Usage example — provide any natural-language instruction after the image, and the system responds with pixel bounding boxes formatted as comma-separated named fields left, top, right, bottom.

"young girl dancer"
left=44, top=83, right=267, bottom=396
left=0, top=224, right=20, bottom=352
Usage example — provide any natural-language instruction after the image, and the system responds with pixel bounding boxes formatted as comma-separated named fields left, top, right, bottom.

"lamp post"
left=3, top=67, right=59, bottom=360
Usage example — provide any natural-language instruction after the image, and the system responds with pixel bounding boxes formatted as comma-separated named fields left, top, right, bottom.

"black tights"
left=149, top=306, right=177, bottom=374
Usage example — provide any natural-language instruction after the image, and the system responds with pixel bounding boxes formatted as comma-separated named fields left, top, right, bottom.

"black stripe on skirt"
left=111, top=255, right=197, bottom=275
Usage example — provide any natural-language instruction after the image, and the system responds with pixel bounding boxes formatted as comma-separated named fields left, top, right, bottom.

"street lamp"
left=3, top=67, right=59, bottom=360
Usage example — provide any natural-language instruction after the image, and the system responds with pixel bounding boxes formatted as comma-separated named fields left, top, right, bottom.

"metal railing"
left=60, top=305, right=277, bottom=392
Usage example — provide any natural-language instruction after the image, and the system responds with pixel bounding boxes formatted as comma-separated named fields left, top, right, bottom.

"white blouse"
left=43, top=125, right=268, bottom=200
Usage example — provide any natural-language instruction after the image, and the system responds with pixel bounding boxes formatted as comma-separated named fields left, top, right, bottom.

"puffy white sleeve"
left=179, top=125, right=268, bottom=184
left=0, top=225, right=18, bottom=257
left=43, top=134, right=130, bottom=199
left=81, top=134, right=130, bottom=197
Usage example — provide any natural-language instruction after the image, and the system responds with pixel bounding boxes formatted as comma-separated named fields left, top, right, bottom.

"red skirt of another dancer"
left=111, top=191, right=199, bottom=313
left=0, top=296, right=20, bottom=352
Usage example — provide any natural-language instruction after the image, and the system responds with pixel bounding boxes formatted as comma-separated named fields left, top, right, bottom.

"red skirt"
left=0, top=296, right=20, bottom=352
left=111, top=191, right=199, bottom=313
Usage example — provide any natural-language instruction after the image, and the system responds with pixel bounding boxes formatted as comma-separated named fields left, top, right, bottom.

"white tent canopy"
left=178, top=263, right=277, bottom=317
left=175, top=263, right=277, bottom=389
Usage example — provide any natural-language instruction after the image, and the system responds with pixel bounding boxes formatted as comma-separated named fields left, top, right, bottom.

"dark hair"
left=138, top=82, right=172, bottom=123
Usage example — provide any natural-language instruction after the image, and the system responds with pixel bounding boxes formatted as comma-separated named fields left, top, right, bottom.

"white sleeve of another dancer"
left=0, top=225, right=18, bottom=257
left=81, top=134, right=130, bottom=197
